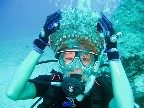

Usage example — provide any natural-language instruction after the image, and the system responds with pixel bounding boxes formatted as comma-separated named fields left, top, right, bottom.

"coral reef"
left=111, top=0, right=144, bottom=106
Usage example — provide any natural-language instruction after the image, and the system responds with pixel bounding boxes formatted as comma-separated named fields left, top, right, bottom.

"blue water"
left=0, top=0, right=63, bottom=41
left=0, top=0, right=121, bottom=40
left=0, top=0, right=122, bottom=107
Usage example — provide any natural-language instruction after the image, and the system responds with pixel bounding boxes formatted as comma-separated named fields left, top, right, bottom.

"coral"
left=111, top=0, right=144, bottom=106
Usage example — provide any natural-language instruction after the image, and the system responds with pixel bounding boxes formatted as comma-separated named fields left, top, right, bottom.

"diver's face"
left=62, top=50, right=92, bottom=73
left=56, top=49, right=99, bottom=82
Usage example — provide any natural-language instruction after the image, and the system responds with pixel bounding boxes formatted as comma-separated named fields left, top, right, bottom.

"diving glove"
left=33, top=10, right=61, bottom=54
left=97, top=12, right=121, bottom=60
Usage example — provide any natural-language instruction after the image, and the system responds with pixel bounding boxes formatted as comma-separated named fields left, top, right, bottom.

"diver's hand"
left=104, top=32, right=122, bottom=60
left=43, top=10, right=61, bottom=36
left=33, top=10, right=61, bottom=54
left=104, top=32, right=121, bottom=61
left=97, top=12, right=120, bottom=60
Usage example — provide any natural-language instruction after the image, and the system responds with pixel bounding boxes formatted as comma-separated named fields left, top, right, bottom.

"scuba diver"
left=6, top=8, right=134, bottom=108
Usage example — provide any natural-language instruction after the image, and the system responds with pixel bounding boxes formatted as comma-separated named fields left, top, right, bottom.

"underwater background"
left=0, top=0, right=144, bottom=107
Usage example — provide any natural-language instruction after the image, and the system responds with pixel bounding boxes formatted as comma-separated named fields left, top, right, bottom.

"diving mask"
left=55, top=49, right=98, bottom=68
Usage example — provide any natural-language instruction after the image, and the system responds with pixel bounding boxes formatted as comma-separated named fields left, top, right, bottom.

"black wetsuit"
left=29, top=72, right=113, bottom=108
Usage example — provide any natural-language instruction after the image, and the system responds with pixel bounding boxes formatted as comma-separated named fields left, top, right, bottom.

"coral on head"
left=50, top=8, right=105, bottom=54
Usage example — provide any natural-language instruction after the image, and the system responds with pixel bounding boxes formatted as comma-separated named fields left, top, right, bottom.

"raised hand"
left=33, top=10, right=61, bottom=54
left=97, top=13, right=121, bottom=60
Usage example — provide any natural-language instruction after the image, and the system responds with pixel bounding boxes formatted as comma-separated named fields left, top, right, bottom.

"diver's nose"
left=74, top=58, right=83, bottom=69
left=75, top=61, right=79, bottom=69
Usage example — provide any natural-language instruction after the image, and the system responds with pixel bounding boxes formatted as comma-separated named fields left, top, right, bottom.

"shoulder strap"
left=41, top=71, right=63, bottom=106
left=91, top=72, right=112, bottom=108
left=42, top=86, right=56, bottom=104
left=91, top=81, right=101, bottom=108
left=33, top=71, right=63, bottom=108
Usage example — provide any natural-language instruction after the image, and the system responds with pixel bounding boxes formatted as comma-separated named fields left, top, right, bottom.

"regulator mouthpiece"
left=62, top=77, right=84, bottom=97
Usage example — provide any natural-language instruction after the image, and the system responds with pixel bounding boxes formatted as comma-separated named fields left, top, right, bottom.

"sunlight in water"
left=51, top=0, right=121, bottom=18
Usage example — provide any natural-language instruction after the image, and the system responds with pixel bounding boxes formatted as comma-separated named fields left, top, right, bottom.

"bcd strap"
left=37, top=86, right=56, bottom=108
left=41, top=72, right=63, bottom=107
left=36, top=75, right=61, bottom=108
left=91, top=72, right=112, bottom=108
left=51, top=69, right=63, bottom=81
left=91, top=81, right=101, bottom=108
left=43, top=86, right=55, bottom=104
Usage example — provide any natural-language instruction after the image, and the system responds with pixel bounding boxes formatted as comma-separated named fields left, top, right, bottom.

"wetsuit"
left=29, top=72, right=114, bottom=108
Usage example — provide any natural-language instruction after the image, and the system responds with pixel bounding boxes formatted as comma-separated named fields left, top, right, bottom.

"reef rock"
left=111, top=0, right=144, bottom=106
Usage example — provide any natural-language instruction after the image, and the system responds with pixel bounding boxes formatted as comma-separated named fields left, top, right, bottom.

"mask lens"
left=80, top=51, right=98, bottom=67
left=58, top=50, right=98, bottom=67
left=80, top=53, right=94, bottom=67
left=59, top=51, right=75, bottom=66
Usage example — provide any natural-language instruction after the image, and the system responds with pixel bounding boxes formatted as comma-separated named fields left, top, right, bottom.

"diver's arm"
left=97, top=13, right=134, bottom=107
left=108, top=60, right=134, bottom=108
left=6, top=50, right=41, bottom=100
left=6, top=11, right=61, bottom=101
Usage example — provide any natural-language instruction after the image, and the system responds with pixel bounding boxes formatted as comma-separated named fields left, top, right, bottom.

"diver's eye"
left=81, top=58, right=89, bottom=61
left=65, top=57, right=74, bottom=61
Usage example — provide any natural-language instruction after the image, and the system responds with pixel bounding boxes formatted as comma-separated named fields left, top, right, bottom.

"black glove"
left=33, top=10, right=61, bottom=54
left=97, top=12, right=120, bottom=60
